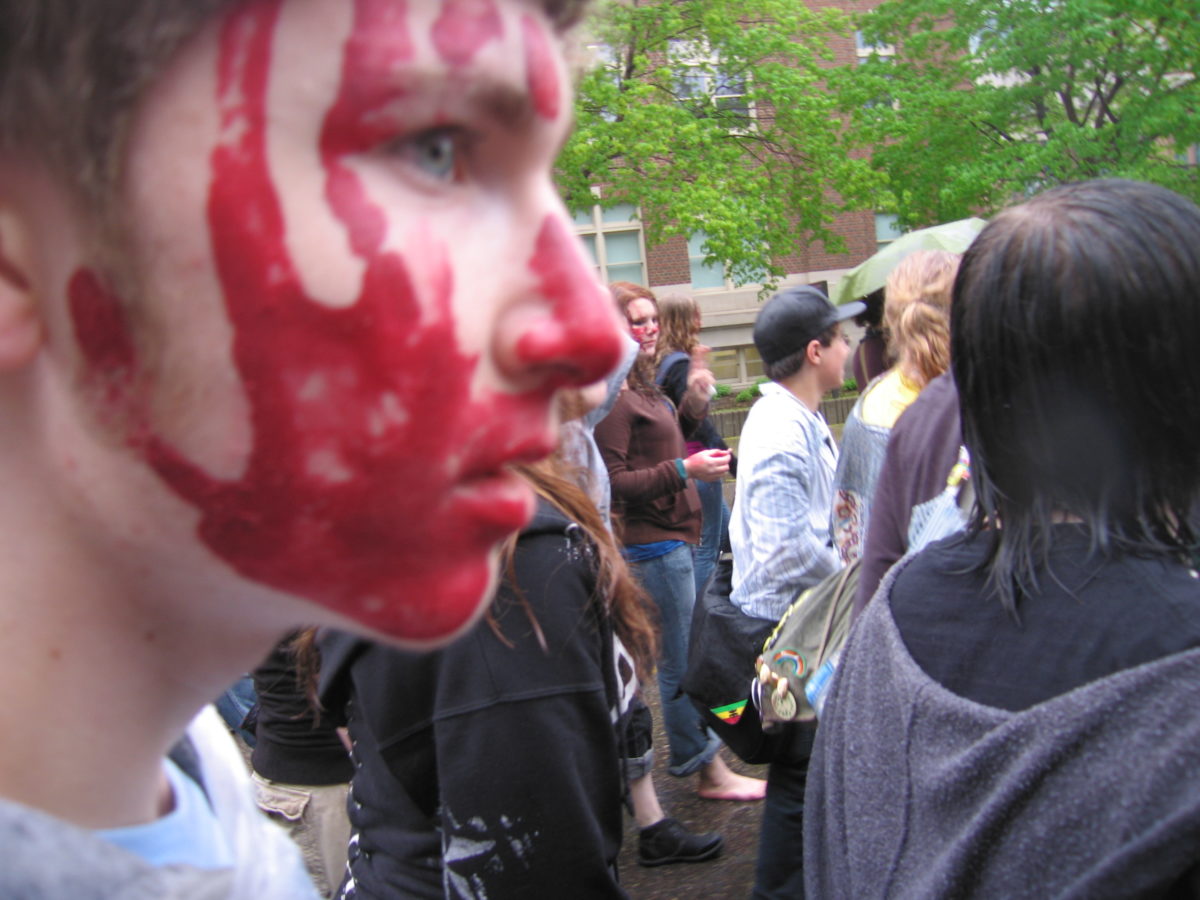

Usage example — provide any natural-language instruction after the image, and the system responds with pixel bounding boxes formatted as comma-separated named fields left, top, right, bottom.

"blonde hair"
left=655, top=293, right=700, bottom=362
left=883, top=249, right=961, bottom=388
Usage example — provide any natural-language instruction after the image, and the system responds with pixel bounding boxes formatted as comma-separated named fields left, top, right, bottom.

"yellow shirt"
left=859, top=368, right=921, bottom=430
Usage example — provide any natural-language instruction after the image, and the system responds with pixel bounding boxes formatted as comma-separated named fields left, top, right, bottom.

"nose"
left=502, top=214, right=624, bottom=389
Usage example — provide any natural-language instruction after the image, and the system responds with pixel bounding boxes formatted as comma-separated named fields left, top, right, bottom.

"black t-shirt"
left=890, top=525, right=1200, bottom=712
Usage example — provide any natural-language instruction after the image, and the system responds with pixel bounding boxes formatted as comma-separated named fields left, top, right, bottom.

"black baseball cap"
left=753, top=286, right=865, bottom=366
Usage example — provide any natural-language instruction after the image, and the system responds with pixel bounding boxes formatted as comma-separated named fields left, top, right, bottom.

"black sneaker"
left=637, top=817, right=723, bottom=867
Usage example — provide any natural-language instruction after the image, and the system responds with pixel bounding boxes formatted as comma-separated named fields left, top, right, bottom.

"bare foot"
left=696, top=753, right=767, bottom=801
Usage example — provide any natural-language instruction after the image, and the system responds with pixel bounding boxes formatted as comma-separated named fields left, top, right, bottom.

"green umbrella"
left=832, top=217, right=988, bottom=306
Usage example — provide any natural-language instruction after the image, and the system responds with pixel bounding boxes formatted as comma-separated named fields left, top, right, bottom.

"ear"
left=0, top=207, right=43, bottom=371
left=805, top=338, right=823, bottom=367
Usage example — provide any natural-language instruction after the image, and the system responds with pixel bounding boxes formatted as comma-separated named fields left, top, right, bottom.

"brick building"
left=571, top=0, right=892, bottom=386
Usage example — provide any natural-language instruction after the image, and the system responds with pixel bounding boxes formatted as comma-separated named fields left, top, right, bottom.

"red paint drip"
left=431, top=0, right=503, bottom=68
left=520, top=14, right=559, bottom=120
left=66, top=267, right=147, bottom=438
left=67, top=269, right=137, bottom=383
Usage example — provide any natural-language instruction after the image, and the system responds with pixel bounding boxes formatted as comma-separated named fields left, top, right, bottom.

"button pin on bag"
left=772, top=681, right=797, bottom=720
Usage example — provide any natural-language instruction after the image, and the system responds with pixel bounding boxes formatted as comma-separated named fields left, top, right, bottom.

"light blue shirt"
left=97, top=757, right=233, bottom=870
left=729, top=382, right=840, bottom=619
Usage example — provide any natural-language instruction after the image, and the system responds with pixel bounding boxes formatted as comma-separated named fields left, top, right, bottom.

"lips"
left=452, top=425, right=556, bottom=532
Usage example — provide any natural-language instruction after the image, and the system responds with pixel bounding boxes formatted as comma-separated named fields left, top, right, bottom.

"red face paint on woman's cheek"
left=520, top=15, right=560, bottom=121
left=431, top=0, right=503, bottom=68
left=131, top=0, right=543, bottom=643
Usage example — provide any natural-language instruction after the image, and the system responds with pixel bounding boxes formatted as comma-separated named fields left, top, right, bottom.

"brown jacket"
left=594, top=387, right=701, bottom=546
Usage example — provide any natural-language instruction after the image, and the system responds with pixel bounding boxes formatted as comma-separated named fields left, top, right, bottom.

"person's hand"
left=756, top=656, right=798, bottom=721
left=683, top=448, right=731, bottom=482
left=684, top=347, right=716, bottom=406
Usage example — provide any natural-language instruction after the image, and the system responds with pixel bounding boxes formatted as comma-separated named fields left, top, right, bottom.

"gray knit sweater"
left=805, top=559, right=1200, bottom=899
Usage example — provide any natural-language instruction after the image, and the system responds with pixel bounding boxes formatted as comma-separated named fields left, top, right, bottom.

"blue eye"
left=396, top=127, right=461, bottom=182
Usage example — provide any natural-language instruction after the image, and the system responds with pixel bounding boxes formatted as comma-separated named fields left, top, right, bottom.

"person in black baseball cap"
left=753, top=285, right=865, bottom=372
left=732, top=283, right=862, bottom=899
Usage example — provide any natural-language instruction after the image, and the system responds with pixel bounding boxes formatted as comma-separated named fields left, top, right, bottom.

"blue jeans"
left=692, top=479, right=731, bottom=600
left=215, top=675, right=258, bottom=747
left=632, top=544, right=720, bottom=776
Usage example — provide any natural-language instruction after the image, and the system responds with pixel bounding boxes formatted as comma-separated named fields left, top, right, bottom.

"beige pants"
left=251, top=772, right=351, bottom=898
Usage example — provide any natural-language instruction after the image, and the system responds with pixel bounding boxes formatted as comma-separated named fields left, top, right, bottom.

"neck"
left=0, top=450, right=284, bottom=829
left=0, top=575, right=279, bottom=829
left=776, top=368, right=825, bottom=412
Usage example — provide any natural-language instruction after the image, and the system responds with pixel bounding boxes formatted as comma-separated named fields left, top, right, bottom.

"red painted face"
left=64, top=0, right=622, bottom=645
left=626, top=297, right=659, bottom=357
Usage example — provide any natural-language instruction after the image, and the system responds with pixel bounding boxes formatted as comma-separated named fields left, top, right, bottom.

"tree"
left=837, top=0, right=1200, bottom=227
left=557, top=0, right=879, bottom=288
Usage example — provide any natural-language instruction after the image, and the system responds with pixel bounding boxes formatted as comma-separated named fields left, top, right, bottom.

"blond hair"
left=883, top=249, right=961, bottom=388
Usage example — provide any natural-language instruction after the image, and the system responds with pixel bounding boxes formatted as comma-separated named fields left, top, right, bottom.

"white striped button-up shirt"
left=730, top=382, right=840, bottom=620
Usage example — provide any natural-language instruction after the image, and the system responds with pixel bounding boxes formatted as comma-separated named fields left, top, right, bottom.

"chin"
left=316, top=544, right=502, bottom=650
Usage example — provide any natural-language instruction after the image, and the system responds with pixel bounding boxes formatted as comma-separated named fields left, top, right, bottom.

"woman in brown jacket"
left=595, top=282, right=764, bottom=801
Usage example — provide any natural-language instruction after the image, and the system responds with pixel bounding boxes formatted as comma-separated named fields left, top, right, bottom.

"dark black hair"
left=951, top=178, right=1200, bottom=614
left=763, top=323, right=837, bottom=382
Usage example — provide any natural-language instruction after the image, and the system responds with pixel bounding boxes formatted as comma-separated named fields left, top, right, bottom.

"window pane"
left=716, top=96, right=751, bottom=120
left=606, top=262, right=645, bottom=284
left=691, top=259, right=725, bottom=290
left=709, top=348, right=740, bottom=382
left=578, top=233, right=598, bottom=265
left=572, top=207, right=596, bottom=227
left=743, top=345, right=764, bottom=381
left=604, top=230, right=642, bottom=265
left=715, top=72, right=746, bottom=95
left=688, top=232, right=724, bottom=289
left=875, top=213, right=902, bottom=243
left=601, top=203, right=638, bottom=224
left=678, top=70, right=707, bottom=99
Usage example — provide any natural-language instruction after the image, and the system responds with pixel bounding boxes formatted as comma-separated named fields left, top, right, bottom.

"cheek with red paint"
left=82, top=0, right=550, bottom=646
left=65, top=0, right=619, bottom=646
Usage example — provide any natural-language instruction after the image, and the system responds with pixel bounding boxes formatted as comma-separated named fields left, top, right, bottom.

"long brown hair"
left=655, top=292, right=700, bottom=362
left=503, top=457, right=659, bottom=682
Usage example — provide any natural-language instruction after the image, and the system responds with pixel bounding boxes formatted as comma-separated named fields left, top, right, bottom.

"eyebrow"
left=390, top=70, right=538, bottom=132
left=463, top=80, right=538, bottom=130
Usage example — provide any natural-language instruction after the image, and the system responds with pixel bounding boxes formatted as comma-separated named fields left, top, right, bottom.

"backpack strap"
left=655, top=351, right=690, bottom=386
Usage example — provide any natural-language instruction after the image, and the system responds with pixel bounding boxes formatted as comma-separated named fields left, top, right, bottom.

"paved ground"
left=615, top=683, right=768, bottom=900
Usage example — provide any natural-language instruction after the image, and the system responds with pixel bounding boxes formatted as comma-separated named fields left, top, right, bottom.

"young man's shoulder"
left=743, top=383, right=822, bottom=443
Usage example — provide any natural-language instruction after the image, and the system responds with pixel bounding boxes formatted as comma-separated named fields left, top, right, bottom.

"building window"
left=573, top=203, right=646, bottom=285
left=710, top=345, right=764, bottom=385
left=688, top=231, right=770, bottom=291
left=688, top=232, right=726, bottom=290
left=671, top=40, right=752, bottom=128
left=855, top=31, right=895, bottom=63
left=875, top=213, right=902, bottom=248
left=856, top=31, right=897, bottom=108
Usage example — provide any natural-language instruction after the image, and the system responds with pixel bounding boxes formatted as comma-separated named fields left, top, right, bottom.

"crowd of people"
left=1, top=2, right=1198, bottom=899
